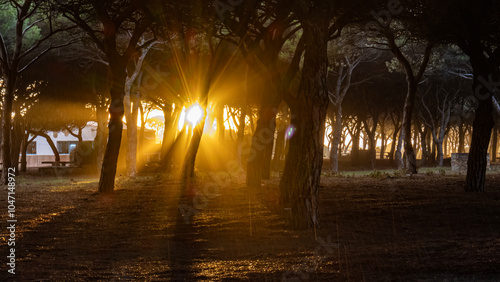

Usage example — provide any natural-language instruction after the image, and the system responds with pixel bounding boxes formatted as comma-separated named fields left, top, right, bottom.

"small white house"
left=26, top=122, right=158, bottom=169
left=26, top=122, right=98, bottom=167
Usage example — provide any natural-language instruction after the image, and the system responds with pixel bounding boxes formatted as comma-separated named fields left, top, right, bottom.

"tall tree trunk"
left=1, top=75, right=15, bottom=184
left=351, top=120, right=361, bottom=165
left=436, top=139, right=444, bottom=167
left=465, top=70, right=496, bottom=191
left=330, top=106, right=342, bottom=172
left=491, top=122, right=497, bottom=163
left=419, top=127, right=428, bottom=166
left=182, top=51, right=215, bottom=180
left=401, top=81, right=418, bottom=174
left=395, top=126, right=405, bottom=169
left=10, top=112, right=23, bottom=174
left=138, top=103, right=145, bottom=167
left=280, top=19, right=329, bottom=229
left=246, top=103, right=277, bottom=185
left=98, top=64, right=127, bottom=193
left=246, top=70, right=280, bottom=185
left=389, top=125, right=399, bottom=162
left=20, top=130, right=28, bottom=173
left=443, top=135, right=449, bottom=159
left=95, top=104, right=108, bottom=175
left=272, top=113, right=286, bottom=170
left=125, top=91, right=139, bottom=177
left=380, top=119, right=386, bottom=160
left=458, top=123, right=465, bottom=153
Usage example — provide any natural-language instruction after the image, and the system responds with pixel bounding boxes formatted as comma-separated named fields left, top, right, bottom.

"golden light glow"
left=186, top=103, right=203, bottom=126
left=178, top=107, right=186, bottom=131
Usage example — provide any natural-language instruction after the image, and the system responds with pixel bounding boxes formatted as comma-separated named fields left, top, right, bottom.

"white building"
left=26, top=122, right=98, bottom=167
left=26, top=122, right=158, bottom=169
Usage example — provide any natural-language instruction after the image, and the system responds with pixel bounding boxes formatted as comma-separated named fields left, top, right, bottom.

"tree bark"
left=98, top=62, right=127, bottom=193
left=395, top=125, right=405, bottom=169
left=246, top=69, right=280, bottom=185
left=491, top=122, right=498, bottom=163
left=458, top=123, right=465, bottom=153
left=280, top=19, right=329, bottom=229
left=465, top=64, right=496, bottom=191
left=125, top=90, right=139, bottom=177
left=330, top=106, right=342, bottom=172
left=351, top=119, right=362, bottom=165
left=10, top=111, right=23, bottom=174
left=95, top=104, right=108, bottom=175
left=1, top=75, right=15, bottom=184
left=20, top=131, right=28, bottom=173
left=380, top=118, right=387, bottom=160
left=401, top=81, right=418, bottom=174
left=182, top=53, right=215, bottom=180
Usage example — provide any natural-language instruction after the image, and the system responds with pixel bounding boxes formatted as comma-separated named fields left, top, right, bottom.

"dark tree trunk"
left=246, top=104, right=277, bottom=185
left=419, top=127, right=429, bottom=166
left=98, top=64, right=127, bottom=193
left=246, top=69, right=280, bottom=186
left=465, top=66, right=496, bottom=192
left=20, top=131, right=28, bottom=173
left=182, top=54, right=215, bottom=180
left=491, top=122, right=497, bottom=163
left=1, top=75, right=15, bottom=184
left=436, top=139, right=444, bottom=167
left=10, top=112, right=23, bottom=174
left=182, top=117, right=206, bottom=179
left=272, top=114, right=286, bottom=170
left=125, top=91, right=139, bottom=177
left=280, top=19, right=329, bottom=229
left=363, top=117, right=379, bottom=170
left=380, top=119, right=386, bottom=160
left=389, top=122, right=400, bottom=162
left=458, top=123, right=465, bottom=153
left=95, top=104, right=108, bottom=175
left=351, top=119, right=361, bottom=165
left=395, top=126, right=405, bottom=169
left=330, top=106, right=342, bottom=172
left=402, top=81, right=418, bottom=174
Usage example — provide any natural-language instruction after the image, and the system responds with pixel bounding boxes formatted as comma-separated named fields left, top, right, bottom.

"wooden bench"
left=41, top=161, right=74, bottom=167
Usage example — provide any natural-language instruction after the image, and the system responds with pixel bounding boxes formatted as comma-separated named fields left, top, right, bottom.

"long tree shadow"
left=163, top=180, right=206, bottom=281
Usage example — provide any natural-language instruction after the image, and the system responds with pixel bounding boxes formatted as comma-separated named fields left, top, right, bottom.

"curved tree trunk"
left=30, top=130, right=61, bottom=163
left=182, top=53, right=214, bottom=180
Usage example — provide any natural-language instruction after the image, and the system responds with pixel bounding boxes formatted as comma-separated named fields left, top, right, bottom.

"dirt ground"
left=1, top=169, right=500, bottom=281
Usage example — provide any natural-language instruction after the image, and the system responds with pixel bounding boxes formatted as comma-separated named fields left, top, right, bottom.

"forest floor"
left=1, top=167, right=500, bottom=281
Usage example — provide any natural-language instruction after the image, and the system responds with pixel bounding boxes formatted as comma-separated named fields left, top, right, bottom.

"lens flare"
left=285, top=124, right=296, bottom=140
left=186, top=103, right=204, bottom=126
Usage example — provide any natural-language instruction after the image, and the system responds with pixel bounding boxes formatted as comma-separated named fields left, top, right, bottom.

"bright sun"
left=186, top=103, right=204, bottom=126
